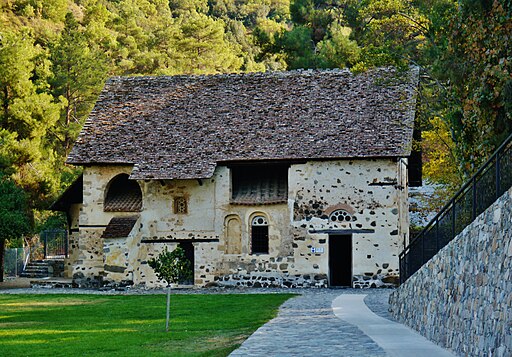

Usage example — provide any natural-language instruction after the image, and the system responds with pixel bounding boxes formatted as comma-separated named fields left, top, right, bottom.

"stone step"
left=21, top=272, right=49, bottom=277
left=28, top=262, right=49, bottom=267
left=20, top=272, right=49, bottom=278
left=30, top=278, right=74, bottom=289
left=22, top=269, right=49, bottom=275
left=21, top=261, right=51, bottom=278
left=23, top=267, right=48, bottom=274
left=21, top=259, right=65, bottom=279
left=23, top=265, right=48, bottom=271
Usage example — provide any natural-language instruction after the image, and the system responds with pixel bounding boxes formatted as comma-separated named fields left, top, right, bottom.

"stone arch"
left=104, top=174, right=142, bottom=212
left=328, top=209, right=354, bottom=222
left=325, top=203, right=355, bottom=216
left=224, top=215, right=242, bottom=254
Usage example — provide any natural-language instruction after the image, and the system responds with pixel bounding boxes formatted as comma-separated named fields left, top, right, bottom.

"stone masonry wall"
left=389, top=187, right=512, bottom=357
left=75, top=159, right=408, bottom=289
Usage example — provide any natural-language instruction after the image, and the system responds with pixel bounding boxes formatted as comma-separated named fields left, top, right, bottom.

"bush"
left=148, top=246, right=192, bottom=285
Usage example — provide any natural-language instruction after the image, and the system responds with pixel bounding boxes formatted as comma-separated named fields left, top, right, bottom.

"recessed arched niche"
left=224, top=215, right=242, bottom=254
left=104, top=174, right=142, bottom=212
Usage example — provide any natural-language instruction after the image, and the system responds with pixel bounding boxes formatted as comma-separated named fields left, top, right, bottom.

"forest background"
left=0, top=0, right=510, bottom=249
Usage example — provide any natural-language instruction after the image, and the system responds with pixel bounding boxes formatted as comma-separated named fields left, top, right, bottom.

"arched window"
left=104, top=174, right=142, bottom=212
left=251, top=215, right=268, bottom=254
left=329, top=209, right=353, bottom=222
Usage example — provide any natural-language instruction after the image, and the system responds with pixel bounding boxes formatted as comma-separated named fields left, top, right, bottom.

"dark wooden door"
left=328, top=235, right=352, bottom=286
left=178, top=241, right=194, bottom=284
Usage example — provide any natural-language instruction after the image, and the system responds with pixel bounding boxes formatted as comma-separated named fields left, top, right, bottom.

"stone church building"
left=52, top=67, right=419, bottom=288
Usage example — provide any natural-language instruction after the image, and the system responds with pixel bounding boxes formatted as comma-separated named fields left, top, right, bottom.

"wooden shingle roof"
left=68, top=67, right=419, bottom=180
left=101, top=216, right=139, bottom=239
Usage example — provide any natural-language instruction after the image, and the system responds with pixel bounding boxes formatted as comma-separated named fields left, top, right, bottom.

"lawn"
left=0, top=293, right=294, bottom=356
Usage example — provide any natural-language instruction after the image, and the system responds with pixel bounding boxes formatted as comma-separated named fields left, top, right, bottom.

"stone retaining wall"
left=389, top=187, right=512, bottom=357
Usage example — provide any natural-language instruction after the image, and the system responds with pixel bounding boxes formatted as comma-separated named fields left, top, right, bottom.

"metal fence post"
left=452, top=200, right=456, bottom=239
left=472, top=177, right=477, bottom=220
left=421, top=231, right=425, bottom=265
left=496, top=154, right=501, bottom=199
left=43, top=231, right=47, bottom=259
left=435, top=219, right=439, bottom=252
left=65, top=231, right=69, bottom=258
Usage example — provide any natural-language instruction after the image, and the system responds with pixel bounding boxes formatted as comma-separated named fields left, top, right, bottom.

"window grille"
left=174, top=197, right=188, bottom=214
left=251, top=215, right=269, bottom=254
left=329, top=209, right=353, bottom=222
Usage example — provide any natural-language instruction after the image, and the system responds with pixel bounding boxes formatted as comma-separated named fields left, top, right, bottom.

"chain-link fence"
left=3, top=248, right=28, bottom=277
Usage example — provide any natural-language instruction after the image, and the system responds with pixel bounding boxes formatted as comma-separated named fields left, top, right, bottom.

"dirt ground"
left=0, top=277, right=32, bottom=289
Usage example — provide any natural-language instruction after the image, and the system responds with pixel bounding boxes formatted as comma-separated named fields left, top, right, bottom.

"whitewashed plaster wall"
left=74, top=159, right=408, bottom=288
left=74, top=165, right=140, bottom=285
left=288, top=159, right=408, bottom=287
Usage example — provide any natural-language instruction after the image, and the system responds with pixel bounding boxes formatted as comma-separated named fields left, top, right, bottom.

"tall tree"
left=0, top=29, right=61, bottom=206
left=50, top=12, right=108, bottom=154
left=175, top=12, right=243, bottom=73
left=439, top=0, right=512, bottom=174
left=415, top=0, right=511, bottom=182
left=0, top=175, right=31, bottom=282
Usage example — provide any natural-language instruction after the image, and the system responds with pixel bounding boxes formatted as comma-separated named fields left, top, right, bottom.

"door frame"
left=328, top=234, right=353, bottom=287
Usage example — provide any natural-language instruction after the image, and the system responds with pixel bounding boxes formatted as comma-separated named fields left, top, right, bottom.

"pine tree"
left=50, top=12, right=108, bottom=154
left=0, top=30, right=61, bottom=206
left=175, top=12, right=243, bottom=73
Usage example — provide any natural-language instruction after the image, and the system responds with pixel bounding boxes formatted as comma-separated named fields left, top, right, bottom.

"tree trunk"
left=2, top=86, right=10, bottom=127
left=166, top=285, right=171, bottom=332
left=0, top=239, right=5, bottom=283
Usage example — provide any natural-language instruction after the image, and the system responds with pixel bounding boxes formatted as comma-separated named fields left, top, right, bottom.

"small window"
left=329, top=209, right=353, bottom=222
left=174, top=197, right=188, bottom=214
left=251, top=215, right=269, bottom=254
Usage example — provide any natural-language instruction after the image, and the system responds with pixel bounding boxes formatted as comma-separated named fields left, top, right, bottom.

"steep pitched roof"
left=68, top=67, right=419, bottom=180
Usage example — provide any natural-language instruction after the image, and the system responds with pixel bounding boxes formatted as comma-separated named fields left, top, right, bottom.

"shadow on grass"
left=0, top=293, right=296, bottom=356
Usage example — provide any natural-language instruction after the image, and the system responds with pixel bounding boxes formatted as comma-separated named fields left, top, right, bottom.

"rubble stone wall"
left=288, top=159, right=408, bottom=287
left=74, top=158, right=408, bottom=288
left=389, top=187, right=512, bottom=357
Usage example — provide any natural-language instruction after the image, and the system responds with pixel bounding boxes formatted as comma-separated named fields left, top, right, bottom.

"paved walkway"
left=231, top=289, right=456, bottom=357
left=332, top=294, right=456, bottom=357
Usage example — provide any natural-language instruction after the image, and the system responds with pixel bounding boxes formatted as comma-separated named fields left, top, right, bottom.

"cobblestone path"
left=230, top=289, right=392, bottom=357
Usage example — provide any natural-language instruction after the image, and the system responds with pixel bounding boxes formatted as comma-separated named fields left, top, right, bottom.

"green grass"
left=0, top=293, right=294, bottom=356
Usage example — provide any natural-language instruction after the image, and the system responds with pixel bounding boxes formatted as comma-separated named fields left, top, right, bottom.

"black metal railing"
left=400, top=133, right=512, bottom=283
left=41, top=229, right=68, bottom=259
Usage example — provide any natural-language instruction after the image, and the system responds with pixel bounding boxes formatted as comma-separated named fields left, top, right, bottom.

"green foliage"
left=0, top=0, right=509, bottom=210
left=317, top=22, right=360, bottom=68
left=148, top=246, right=193, bottom=285
left=0, top=175, right=31, bottom=242
left=34, top=211, right=67, bottom=232
left=0, top=29, right=62, bottom=206
left=416, top=0, right=511, bottom=184
left=0, top=174, right=31, bottom=280
left=175, top=12, right=243, bottom=73
left=50, top=12, right=108, bottom=153
left=276, top=25, right=317, bottom=68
